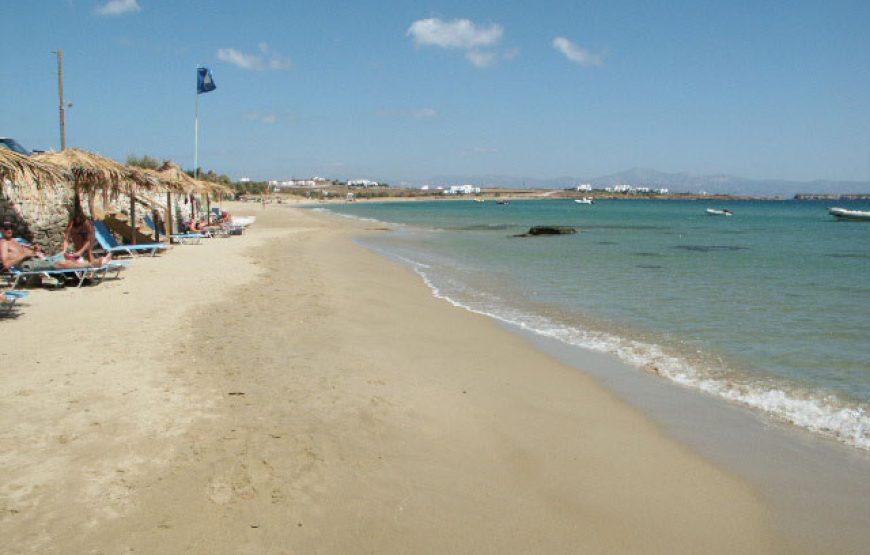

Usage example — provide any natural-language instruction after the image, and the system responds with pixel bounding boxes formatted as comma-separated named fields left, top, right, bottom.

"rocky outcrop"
left=513, top=226, right=578, bottom=237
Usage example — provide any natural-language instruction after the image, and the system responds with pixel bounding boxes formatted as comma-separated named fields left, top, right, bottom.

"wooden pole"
left=165, top=192, right=172, bottom=241
left=130, top=192, right=137, bottom=245
left=57, top=49, right=66, bottom=151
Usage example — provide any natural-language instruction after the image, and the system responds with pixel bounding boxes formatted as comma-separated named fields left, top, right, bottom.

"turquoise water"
left=319, top=199, right=870, bottom=449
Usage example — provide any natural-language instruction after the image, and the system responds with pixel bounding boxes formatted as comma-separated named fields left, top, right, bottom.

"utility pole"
left=55, top=48, right=66, bottom=150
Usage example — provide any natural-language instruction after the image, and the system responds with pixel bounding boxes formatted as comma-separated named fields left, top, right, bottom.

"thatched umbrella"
left=0, top=148, right=69, bottom=193
left=35, top=148, right=159, bottom=244
left=148, top=161, right=197, bottom=238
left=154, top=161, right=220, bottom=227
left=34, top=148, right=155, bottom=195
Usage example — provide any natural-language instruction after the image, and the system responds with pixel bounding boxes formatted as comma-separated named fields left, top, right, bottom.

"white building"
left=443, top=184, right=481, bottom=195
left=348, top=179, right=379, bottom=188
left=575, top=183, right=592, bottom=192
left=269, top=179, right=317, bottom=189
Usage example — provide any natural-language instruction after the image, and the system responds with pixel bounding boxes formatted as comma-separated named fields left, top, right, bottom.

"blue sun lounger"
left=93, top=221, right=168, bottom=257
left=143, top=216, right=205, bottom=245
left=4, top=264, right=110, bottom=289
left=2, top=290, right=29, bottom=311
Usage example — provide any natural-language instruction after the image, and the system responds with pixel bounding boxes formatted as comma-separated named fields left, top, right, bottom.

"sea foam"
left=398, top=253, right=869, bottom=451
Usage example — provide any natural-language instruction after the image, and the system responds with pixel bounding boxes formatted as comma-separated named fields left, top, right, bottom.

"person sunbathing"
left=62, top=207, right=99, bottom=265
left=1, top=221, right=111, bottom=272
left=187, top=218, right=225, bottom=232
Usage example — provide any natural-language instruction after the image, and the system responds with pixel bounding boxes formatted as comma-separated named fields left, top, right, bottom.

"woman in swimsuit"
left=62, top=209, right=97, bottom=264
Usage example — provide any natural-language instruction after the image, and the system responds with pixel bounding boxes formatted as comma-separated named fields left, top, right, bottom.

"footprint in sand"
left=207, top=480, right=233, bottom=505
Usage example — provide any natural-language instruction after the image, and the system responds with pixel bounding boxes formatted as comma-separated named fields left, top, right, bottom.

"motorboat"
left=496, top=200, right=510, bottom=205
left=706, top=208, right=733, bottom=216
left=574, top=197, right=594, bottom=205
left=828, top=207, right=870, bottom=221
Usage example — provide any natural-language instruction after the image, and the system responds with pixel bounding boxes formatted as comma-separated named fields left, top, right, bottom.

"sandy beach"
left=2, top=203, right=794, bottom=554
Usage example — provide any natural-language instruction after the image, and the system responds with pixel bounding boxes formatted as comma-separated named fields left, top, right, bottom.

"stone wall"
left=1, top=181, right=73, bottom=251
left=2, top=181, right=206, bottom=250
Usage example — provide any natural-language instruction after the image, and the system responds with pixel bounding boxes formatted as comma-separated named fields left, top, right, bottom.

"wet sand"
left=1, top=203, right=785, bottom=553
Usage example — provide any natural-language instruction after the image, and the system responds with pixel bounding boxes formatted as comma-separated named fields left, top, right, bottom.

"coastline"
left=0, top=202, right=837, bottom=553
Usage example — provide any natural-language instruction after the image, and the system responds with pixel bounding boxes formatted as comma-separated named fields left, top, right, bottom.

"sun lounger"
left=4, top=264, right=110, bottom=289
left=143, top=216, right=205, bottom=245
left=94, top=221, right=168, bottom=257
left=2, top=290, right=29, bottom=311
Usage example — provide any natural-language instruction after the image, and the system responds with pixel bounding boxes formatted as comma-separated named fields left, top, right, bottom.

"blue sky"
left=2, top=1, right=869, bottom=184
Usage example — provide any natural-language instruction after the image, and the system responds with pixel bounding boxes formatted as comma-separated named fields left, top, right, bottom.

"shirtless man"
left=1, top=221, right=111, bottom=272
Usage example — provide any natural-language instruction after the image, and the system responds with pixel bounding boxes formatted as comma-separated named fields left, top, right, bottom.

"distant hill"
left=423, top=168, right=870, bottom=197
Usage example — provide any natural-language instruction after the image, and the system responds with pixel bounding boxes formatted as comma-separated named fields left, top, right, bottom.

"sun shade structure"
left=0, top=148, right=69, bottom=191
left=34, top=148, right=158, bottom=195
left=154, top=161, right=207, bottom=194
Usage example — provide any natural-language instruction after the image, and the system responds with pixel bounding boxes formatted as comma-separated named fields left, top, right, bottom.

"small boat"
left=574, top=197, right=594, bottom=205
left=496, top=200, right=510, bottom=205
left=706, top=208, right=733, bottom=216
left=473, top=198, right=484, bottom=203
left=828, top=207, right=870, bottom=221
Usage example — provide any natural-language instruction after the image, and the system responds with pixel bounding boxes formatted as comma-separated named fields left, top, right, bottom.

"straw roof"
left=152, top=161, right=234, bottom=196
left=0, top=148, right=69, bottom=191
left=153, top=161, right=207, bottom=194
left=34, top=148, right=157, bottom=194
left=201, top=179, right=234, bottom=195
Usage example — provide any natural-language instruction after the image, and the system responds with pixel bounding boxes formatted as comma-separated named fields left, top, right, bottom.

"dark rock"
left=513, top=226, right=578, bottom=237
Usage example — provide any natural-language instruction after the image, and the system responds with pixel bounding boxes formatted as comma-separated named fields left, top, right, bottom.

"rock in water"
left=513, top=226, right=578, bottom=237
left=529, top=226, right=577, bottom=235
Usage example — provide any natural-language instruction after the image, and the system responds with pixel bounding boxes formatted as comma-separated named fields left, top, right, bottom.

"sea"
left=317, top=198, right=870, bottom=451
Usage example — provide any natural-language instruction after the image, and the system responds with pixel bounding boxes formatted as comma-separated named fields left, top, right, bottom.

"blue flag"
left=197, top=67, right=216, bottom=94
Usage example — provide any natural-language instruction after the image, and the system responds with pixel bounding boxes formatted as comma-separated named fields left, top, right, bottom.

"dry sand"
left=1, top=202, right=785, bottom=554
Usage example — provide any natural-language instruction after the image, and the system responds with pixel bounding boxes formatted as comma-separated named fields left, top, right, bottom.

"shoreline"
left=337, top=203, right=870, bottom=553
left=1, top=202, right=857, bottom=553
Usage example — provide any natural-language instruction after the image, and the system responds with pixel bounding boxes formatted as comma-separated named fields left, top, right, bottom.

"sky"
left=2, top=1, right=869, bottom=185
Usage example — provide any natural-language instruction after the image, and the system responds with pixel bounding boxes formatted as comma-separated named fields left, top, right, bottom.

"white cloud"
left=95, top=0, right=141, bottom=16
left=412, top=108, right=437, bottom=119
left=408, top=18, right=503, bottom=49
left=408, top=17, right=508, bottom=68
left=552, top=37, right=603, bottom=67
left=243, top=112, right=278, bottom=124
left=466, top=50, right=496, bottom=68
left=376, top=108, right=438, bottom=119
left=217, top=43, right=291, bottom=71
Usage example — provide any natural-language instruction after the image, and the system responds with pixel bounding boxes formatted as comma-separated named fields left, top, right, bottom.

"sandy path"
left=1, top=203, right=779, bottom=554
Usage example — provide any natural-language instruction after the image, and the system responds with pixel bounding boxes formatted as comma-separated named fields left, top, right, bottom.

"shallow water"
left=320, top=198, right=870, bottom=449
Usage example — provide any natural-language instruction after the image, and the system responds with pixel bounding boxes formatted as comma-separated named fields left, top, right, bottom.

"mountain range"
left=422, top=168, right=870, bottom=198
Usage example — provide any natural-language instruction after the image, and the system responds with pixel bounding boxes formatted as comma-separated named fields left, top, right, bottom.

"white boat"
left=828, top=207, right=870, bottom=221
left=706, top=208, right=733, bottom=216
left=574, top=197, right=594, bottom=205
